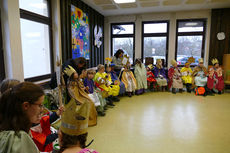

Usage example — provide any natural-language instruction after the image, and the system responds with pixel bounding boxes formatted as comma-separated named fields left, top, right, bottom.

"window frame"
left=19, top=0, right=54, bottom=82
left=175, top=19, right=207, bottom=67
left=0, top=9, right=5, bottom=81
left=110, top=22, right=135, bottom=64
left=141, top=20, right=169, bottom=66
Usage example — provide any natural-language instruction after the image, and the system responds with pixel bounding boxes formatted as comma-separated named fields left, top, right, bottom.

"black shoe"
left=107, top=101, right=115, bottom=106
left=104, top=105, right=108, bottom=110
left=98, top=111, right=106, bottom=116
left=112, top=96, right=120, bottom=102
left=172, top=88, right=176, bottom=94
left=218, top=91, right=222, bottom=95
left=179, top=89, right=183, bottom=93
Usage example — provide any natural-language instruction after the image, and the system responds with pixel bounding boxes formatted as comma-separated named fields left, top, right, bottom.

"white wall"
left=104, top=10, right=211, bottom=68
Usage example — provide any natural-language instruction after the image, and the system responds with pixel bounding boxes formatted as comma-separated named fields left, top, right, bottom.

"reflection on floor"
left=87, top=92, right=230, bottom=153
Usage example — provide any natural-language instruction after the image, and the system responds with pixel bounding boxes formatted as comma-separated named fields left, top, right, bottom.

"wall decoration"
left=71, top=5, right=90, bottom=59
left=94, top=25, right=102, bottom=48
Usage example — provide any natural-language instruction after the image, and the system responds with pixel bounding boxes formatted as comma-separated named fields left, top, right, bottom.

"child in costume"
left=94, top=64, right=118, bottom=106
left=59, top=85, right=98, bottom=153
left=207, top=58, right=224, bottom=94
left=153, top=59, right=167, bottom=91
left=64, top=65, right=97, bottom=127
left=105, top=64, right=121, bottom=101
left=146, top=64, right=156, bottom=91
left=121, top=64, right=137, bottom=97
left=134, top=59, right=147, bottom=95
left=84, top=69, right=106, bottom=116
left=110, top=63, right=126, bottom=96
left=181, top=57, right=194, bottom=93
left=168, top=59, right=183, bottom=94
left=192, top=58, right=208, bottom=87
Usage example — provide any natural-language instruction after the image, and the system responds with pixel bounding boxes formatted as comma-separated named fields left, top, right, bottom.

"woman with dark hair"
left=0, top=79, right=20, bottom=94
left=0, top=82, right=45, bottom=153
left=112, top=49, right=124, bottom=70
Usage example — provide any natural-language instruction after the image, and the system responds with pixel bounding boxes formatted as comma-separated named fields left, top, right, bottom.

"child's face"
left=99, top=67, right=105, bottom=73
left=214, top=63, right=219, bottom=68
left=106, top=67, right=111, bottom=72
left=147, top=67, right=150, bottom=71
left=80, top=70, right=87, bottom=79
left=73, top=72, right=78, bottom=80
left=88, top=73, right=94, bottom=80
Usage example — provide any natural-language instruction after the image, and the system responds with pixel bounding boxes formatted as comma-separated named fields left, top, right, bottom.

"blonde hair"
left=97, top=64, right=104, bottom=71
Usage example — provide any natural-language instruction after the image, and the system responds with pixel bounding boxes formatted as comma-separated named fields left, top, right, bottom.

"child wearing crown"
left=207, top=58, right=224, bottom=94
left=146, top=64, right=156, bottom=91
left=64, top=65, right=97, bottom=127
left=168, top=59, right=183, bottom=94
left=181, top=57, right=194, bottom=93
left=134, top=59, right=147, bottom=95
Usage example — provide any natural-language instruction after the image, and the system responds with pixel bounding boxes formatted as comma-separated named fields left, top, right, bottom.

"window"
left=111, top=23, right=135, bottom=64
left=0, top=9, right=5, bottom=81
left=19, top=0, right=53, bottom=81
left=142, top=21, right=169, bottom=65
left=175, top=19, right=206, bottom=66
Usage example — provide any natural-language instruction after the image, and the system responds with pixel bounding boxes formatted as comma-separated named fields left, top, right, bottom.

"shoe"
left=107, top=101, right=115, bottom=106
left=218, top=91, right=222, bottom=95
left=104, top=105, right=108, bottom=110
left=172, top=88, right=176, bottom=94
left=128, top=92, right=132, bottom=97
left=179, top=89, right=183, bottom=93
left=112, top=96, right=120, bottom=102
left=98, top=111, right=106, bottom=116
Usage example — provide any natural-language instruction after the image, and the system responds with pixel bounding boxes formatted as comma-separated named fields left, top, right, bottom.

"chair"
left=224, top=70, right=230, bottom=92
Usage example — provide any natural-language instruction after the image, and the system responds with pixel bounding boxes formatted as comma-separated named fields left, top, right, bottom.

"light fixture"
left=185, top=22, right=198, bottom=26
left=114, top=0, right=136, bottom=4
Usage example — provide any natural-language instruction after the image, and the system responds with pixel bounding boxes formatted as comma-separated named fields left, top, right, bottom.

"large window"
left=142, top=21, right=169, bottom=65
left=111, top=23, right=135, bottom=64
left=19, top=0, right=53, bottom=81
left=176, top=19, right=206, bottom=66
left=0, top=9, right=5, bottom=81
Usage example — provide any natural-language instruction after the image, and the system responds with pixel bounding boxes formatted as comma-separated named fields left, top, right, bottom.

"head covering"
left=211, top=58, right=219, bottom=65
left=147, top=64, right=153, bottom=70
left=156, top=59, right=162, bottom=64
left=60, top=98, right=90, bottom=136
left=64, top=65, right=76, bottom=77
left=185, top=56, right=195, bottom=66
left=198, top=58, right=204, bottom=63
left=171, top=59, right=177, bottom=66
left=110, top=63, right=115, bottom=67
left=105, top=57, right=112, bottom=67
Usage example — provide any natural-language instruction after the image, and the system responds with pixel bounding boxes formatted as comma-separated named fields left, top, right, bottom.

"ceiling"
left=82, top=0, right=230, bottom=16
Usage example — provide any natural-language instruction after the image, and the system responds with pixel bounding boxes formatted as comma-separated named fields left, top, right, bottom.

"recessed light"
left=114, top=0, right=136, bottom=4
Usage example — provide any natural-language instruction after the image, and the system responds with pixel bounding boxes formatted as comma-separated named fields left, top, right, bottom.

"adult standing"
left=0, top=82, right=45, bottom=153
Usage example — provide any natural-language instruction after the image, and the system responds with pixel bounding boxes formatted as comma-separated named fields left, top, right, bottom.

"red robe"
left=207, top=67, right=224, bottom=91
left=147, top=71, right=156, bottom=82
left=30, top=115, right=53, bottom=152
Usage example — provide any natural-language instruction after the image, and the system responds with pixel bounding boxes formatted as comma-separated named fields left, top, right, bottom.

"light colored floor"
left=87, top=92, right=230, bottom=153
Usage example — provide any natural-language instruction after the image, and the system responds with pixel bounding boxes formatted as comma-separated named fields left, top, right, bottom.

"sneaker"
left=112, top=96, right=120, bottom=102
left=98, top=111, right=106, bottom=116
left=107, top=101, right=115, bottom=106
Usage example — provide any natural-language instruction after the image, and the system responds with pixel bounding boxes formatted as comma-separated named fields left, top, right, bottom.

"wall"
left=104, top=10, right=211, bottom=68
left=60, top=0, right=104, bottom=67
left=209, top=8, right=230, bottom=65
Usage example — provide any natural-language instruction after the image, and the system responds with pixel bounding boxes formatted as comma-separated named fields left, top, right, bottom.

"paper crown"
left=211, top=58, right=219, bottom=65
left=171, top=59, right=177, bottom=65
left=147, top=64, right=154, bottom=70
left=64, top=65, right=76, bottom=77
left=186, top=56, right=195, bottom=65
left=60, top=98, right=90, bottom=136
left=105, top=57, right=112, bottom=66
left=156, top=59, right=162, bottom=64
left=198, top=58, right=204, bottom=63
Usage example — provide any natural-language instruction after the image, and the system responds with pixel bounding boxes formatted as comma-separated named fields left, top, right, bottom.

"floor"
left=87, top=92, right=230, bottom=153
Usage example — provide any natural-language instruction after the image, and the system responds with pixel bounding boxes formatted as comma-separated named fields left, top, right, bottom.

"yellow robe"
left=180, top=67, right=193, bottom=84
left=121, top=71, right=137, bottom=92
left=94, top=72, right=120, bottom=97
left=68, top=81, right=97, bottom=127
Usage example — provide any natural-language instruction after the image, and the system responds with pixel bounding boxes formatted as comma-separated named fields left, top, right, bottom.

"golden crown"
left=211, top=58, right=219, bottom=65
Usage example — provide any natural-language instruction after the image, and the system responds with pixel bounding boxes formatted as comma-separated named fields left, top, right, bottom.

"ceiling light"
left=185, top=22, right=198, bottom=26
left=114, top=0, right=136, bottom=4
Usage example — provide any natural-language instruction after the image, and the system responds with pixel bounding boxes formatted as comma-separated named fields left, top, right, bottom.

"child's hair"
left=0, top=79, right=20, bottom=94
left=135, top=59, right=142, bottom=67
left=87, top=69, right=96, bottom=76
left=97, top=64, right=105, bottom=71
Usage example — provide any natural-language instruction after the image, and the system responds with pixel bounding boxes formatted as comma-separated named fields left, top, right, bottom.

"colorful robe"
left=121, top=70, right=137, bottom=92
left=110, top=70, right=126, bottom=95
left=207, top=67, right=224, bottom=91
left=153, top=66, right=167, bottom=86
left=180, top=67, right=193, bottom=84
left=168, top=66, right=183, bottom=89
left=68, top=81, right=97, bottom=127
left=192, top=66, right=208, bottom=87
left=134, top=63, right=147, bottom=92
left=147, top=71, right=156, bottom=83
